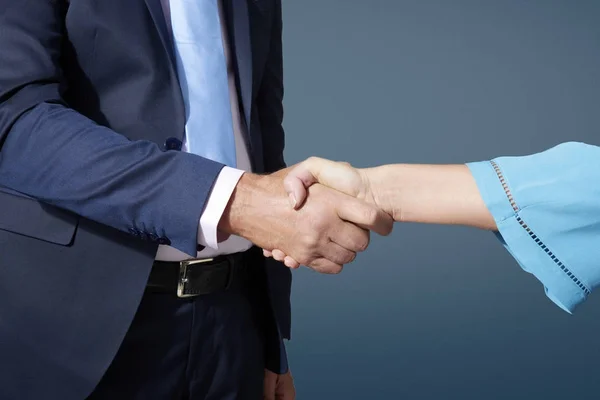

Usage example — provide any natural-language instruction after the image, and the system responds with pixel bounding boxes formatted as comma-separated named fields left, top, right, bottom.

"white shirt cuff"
left=198, top=166, right=245, bottom=249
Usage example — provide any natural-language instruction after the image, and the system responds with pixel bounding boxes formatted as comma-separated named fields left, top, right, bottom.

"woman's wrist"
left=362, top=165, right=399, bottom=219
left=364, top=163, right=496, bottom=230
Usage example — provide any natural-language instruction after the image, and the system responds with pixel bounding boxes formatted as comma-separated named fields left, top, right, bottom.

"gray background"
left=279, top=1, right=600, bottom=399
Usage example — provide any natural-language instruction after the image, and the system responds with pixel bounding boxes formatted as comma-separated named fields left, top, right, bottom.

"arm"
left=282, top=158, right=496, bottom=230
left=0, top=0, right=223, bottom=255
left=276, top=142, right=600, bottom=313
left=363, top=164, right=496, bottom=230
left=0, top=0, right=390, bottom=268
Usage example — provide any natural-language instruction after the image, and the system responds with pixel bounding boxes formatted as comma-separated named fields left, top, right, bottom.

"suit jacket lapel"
left=225, top=0, right=253, bottom=134
left=144, top=0, right=177, bottom=68
left=143, top=0, right=186, bottom=140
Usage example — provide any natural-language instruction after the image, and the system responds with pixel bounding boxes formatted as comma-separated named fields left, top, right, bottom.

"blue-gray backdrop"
left=281, top=1, right=600, bottom=399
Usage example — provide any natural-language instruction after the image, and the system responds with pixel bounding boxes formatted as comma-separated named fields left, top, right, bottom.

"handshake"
left=219, top=157, right=398, bottom=274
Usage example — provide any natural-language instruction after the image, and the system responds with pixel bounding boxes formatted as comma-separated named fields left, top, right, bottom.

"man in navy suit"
left=0, top=0, right=392, bottom=399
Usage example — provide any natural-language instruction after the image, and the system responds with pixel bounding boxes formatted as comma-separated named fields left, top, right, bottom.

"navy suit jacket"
left=0, top=0, right=291, bottom=398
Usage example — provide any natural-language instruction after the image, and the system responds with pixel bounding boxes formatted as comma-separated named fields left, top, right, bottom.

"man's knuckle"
left=332, top=265, right=344, bottom=274
left=322, top=262, right=342, bottom=274
left=296, top=253, right=311, bottom=266
left=364, top=208, right=378, bottom=224
left=356, top=236, right=370, bottom=252
left=314, top=209, right=332, bottom=226
left=303, top=234, right=320, bottom=249
left=343, top=252, right=357, bottom=264
left=349, top=252, right=357, bottom=263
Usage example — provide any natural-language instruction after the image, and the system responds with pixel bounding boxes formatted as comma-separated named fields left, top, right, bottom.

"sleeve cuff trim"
left=488, top=160, right=591, bottom=297
left=512, top=214, right=590, bottom=296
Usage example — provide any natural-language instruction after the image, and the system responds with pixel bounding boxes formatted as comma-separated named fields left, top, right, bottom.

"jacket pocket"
left=0, top=186, right=78, bottom=246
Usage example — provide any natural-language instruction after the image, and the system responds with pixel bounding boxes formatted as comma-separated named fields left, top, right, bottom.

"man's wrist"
left=218, top=172, right=271, bottom=237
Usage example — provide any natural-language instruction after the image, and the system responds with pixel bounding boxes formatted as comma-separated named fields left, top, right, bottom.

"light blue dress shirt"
left=467, top=142, right=600, bottom=313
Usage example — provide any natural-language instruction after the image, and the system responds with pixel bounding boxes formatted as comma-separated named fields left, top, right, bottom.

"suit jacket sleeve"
left=0, top=0, right=223, bottom=256
left=467, top=142, right=600, bottom=313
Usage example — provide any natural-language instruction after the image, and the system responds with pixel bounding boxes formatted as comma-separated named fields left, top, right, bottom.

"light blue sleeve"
left=466, top=142, right=600, bottom=313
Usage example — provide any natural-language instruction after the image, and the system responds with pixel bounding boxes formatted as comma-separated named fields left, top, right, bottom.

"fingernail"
left=288, top=193, right=297, bottom=208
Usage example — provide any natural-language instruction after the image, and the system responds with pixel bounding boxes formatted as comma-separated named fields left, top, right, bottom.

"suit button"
left=164, top=137, right=182, bottom=151
left=148, top=233, right=159, bottom=242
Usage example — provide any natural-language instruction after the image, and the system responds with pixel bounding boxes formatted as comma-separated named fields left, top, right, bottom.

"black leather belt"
left=147, top=251, right=251, bottom=298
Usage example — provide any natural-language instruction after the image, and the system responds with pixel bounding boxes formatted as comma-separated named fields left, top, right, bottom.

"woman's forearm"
left=365, top=164, right=497, bottom=231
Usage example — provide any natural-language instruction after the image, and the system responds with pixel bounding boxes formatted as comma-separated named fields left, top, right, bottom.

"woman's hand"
left=263, top=157, right=391, bottom=268
left=282, top=157, right=379, bottom=211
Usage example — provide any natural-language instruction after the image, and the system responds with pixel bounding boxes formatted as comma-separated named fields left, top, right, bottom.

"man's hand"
left=264, top=369, right=295, bottom=400
left=218, top=167, right=393, bottom=274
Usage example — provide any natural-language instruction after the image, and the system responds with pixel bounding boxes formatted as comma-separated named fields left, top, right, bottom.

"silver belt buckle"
left=177, top=258, right=214, bottom=298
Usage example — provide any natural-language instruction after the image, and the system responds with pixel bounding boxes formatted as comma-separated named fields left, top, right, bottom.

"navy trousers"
left=87, top=274, right=266, bottom=399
